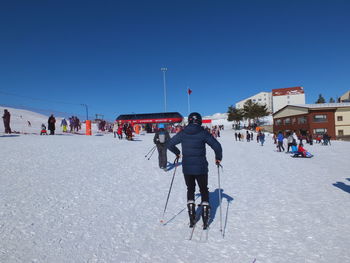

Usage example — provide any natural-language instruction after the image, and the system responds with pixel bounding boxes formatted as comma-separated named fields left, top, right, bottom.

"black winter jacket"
left=153, top=128, right=171, bottom=145
left=167, top=124, right=222, bottom=175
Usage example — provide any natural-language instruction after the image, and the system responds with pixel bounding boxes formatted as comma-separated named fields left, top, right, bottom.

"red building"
left=273, top=104, right=337, bottom=139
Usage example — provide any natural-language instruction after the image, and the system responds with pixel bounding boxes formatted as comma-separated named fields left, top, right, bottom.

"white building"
left=235, top=92, right=272, bottom=113
left=272, top=86, right=305, bottom=113
left=340, top=90, right=350, bottom=102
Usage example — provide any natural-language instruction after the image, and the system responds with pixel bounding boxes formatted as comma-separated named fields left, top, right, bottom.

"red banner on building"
left=272, top=86, right=304, bottom=96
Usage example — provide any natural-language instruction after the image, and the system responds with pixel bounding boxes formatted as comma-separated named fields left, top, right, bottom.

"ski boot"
left=187, top=200, right=196, bottom=228
left=201, top=202, right=210, bottom=230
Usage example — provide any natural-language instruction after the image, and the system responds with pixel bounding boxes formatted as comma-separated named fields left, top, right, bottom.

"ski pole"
left=160, top=157, right=179, bottom=223
left=217, top=163, right=223, bottom=236
left=147, top=146, right=157, bottom=160
left=145, top=146, right=156, bottom=158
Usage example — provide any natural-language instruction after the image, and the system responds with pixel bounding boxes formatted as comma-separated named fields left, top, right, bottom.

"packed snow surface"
left=1, top=108, right=350, bottom=263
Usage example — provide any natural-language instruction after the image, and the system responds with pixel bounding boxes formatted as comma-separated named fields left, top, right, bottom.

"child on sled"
left=40, top=124, right=48, bottom=135
left=293, top=143, right=313, bottom=158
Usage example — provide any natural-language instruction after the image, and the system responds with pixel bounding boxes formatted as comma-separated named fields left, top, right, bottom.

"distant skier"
left=153, top=124, right=171, bottom=170
left=259, top=131, right=265, bottom=146
left=117, top=124, right=123, bottom=139
left=61, top=118, right=68, bottom=132
left=286, top=133, right=294, bottom=152
left=2, top=109, right=11, bottom=134
left=246, top=131, right=250, bottom=142
left=277, top=131, right=285, bottom=152
left=125, top=123, right=133, bottom=140
left=48, top=114, right=56, bottom=135
left=167, top=112, right=222, bottom=229
left=113, top=121, right=118, bottom=138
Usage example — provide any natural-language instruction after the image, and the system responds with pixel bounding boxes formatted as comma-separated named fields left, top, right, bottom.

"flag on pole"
left=188, top=88, right=192, bottom=95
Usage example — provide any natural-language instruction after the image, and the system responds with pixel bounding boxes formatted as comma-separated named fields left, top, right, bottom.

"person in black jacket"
left=2, top=109, right=11, bottom=134
left=153, top=123, right=171, bottom=170
left=48, top=114, right=56, bottom=135
left=167, top=112, right=222, bottom=229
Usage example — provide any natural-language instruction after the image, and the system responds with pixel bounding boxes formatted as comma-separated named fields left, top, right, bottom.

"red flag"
left=188, top=88, right=192, bottom=95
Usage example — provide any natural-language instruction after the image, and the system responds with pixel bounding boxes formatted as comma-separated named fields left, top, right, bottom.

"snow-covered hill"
left=0, top=106, right=99, bottom=134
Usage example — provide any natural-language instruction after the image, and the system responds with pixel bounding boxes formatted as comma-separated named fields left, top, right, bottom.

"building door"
left=300, top=129, right=308, bottom=136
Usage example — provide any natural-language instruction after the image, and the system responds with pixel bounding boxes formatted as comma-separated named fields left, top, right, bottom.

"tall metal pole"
left=81, top=104, right=89, bottom=120
left=161, top=67, right=167, bottom=112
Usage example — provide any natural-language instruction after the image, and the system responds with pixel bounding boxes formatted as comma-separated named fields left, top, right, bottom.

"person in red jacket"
left=297, top=143, right=307, bottom=157
left=117, top=124, right=123, bottom=139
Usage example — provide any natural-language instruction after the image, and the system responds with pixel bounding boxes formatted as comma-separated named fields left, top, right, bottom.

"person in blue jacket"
left=277, top=131, right=285, bottom=152
left=167, top=112, right=222, bottom=229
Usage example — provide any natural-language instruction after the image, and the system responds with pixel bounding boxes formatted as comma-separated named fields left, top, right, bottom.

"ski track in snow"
left=1, top=124, right=350, bottom=262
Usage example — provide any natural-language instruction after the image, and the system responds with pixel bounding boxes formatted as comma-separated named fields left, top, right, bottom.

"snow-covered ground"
left=1, top=108, right=350, bottom=263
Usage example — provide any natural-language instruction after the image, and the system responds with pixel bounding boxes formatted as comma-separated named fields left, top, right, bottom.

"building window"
left=337, top=116, right=343, bottom=121
left=292, top=118, right=296, bottom=124
left=298, top=116, right=307, bottom=124
left=313, top=128, right=327, bottom=135
left=275, top=119, right=282, bottom=125
left=338, top=130, right=344, bottom=136
left=258, top=99, right=262, bottom=101
left=313, top=115, right=327, bottom=122
left=253, top=99, right=256, bottom=102
left=284, top=118, right=291, bottom=125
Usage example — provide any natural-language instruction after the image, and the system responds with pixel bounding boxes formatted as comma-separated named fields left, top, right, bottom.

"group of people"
left=68, top=116, right=81, bottom=133
left=112, top=122, right=133, bottom=140
left=315, top=133, right=331, bottom=145
left=203, top=125, right=223, bottom=138
left=275, top=131, right=313, bottom=157
left=234, top=130, right=266, bottom=146
left=40, top=115, right=82, bottom=135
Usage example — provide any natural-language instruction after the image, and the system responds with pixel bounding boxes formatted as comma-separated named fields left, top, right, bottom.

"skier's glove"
left=215, top=160, right=221, bottom=166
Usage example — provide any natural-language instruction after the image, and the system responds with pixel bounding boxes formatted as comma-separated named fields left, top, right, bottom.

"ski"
left=200, top=227, right=209, bottom=242
left=187, top=204, right=202, bottom=241
left=199, top=217, right=210, bottom=242
left=188, top=223, right=197, bottom=240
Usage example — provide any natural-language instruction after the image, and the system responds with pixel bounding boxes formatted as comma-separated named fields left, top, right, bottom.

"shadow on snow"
left=0, top=134, right=20, bottom=137
left=163, top=188, right=234, bottom=237
left=165, top=161, right=183, bottom=171
left=333, top=180, right=350, bottom=194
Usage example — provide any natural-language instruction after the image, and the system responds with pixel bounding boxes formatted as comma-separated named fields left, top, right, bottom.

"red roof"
left=202, top=119, right=212, bottom=124
left=272, top=87, right=304, bottom=96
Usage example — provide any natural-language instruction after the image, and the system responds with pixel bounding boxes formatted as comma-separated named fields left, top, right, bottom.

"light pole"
left=161, top=67, right=167, bottom=112
left=81, top=104, right=89, bottom=120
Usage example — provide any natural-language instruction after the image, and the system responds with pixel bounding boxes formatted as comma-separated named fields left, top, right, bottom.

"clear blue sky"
left=1, top=0, right=350, bottom=120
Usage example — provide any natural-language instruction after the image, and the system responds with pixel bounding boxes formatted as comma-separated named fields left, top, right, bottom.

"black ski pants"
left=3, top=121, right=11, bottom=134
left=184, top=174, right=209, bottom=204
left=156, top=144, right=167, bottom=168
left=278, top=141, right=284, bottom=152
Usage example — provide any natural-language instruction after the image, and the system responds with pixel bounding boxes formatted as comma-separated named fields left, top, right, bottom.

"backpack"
left=159, top=131, right=166, bottom=144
